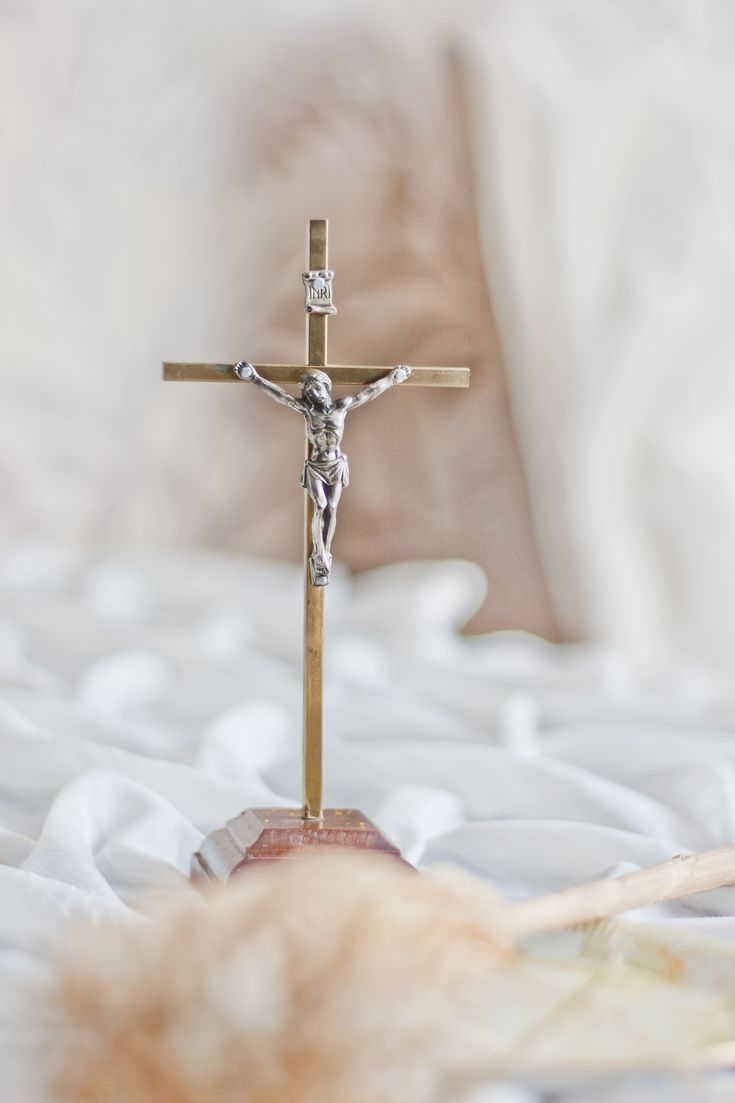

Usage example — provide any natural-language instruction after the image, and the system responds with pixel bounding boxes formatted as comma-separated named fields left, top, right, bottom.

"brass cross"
left=164, top=220, right=470, bottom=821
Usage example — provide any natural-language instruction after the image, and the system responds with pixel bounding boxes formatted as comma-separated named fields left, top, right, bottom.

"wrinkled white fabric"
left=1, top=545, right=735, bottom=1100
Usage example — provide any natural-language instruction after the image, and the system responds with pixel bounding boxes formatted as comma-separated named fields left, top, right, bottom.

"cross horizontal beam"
left=163, top=362, right=470, bottom=388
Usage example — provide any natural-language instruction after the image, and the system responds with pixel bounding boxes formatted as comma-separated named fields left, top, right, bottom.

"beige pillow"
left=209, top=15, right=556, bottom=636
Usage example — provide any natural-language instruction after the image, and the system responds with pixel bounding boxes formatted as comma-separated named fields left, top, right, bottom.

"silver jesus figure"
left=234, top=361, right=412, bottom=586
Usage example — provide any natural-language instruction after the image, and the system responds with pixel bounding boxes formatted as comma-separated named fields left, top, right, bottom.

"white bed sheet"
left=1, top=543, right=735, bottom=1101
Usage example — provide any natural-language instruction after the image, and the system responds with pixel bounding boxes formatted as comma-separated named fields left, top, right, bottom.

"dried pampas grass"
left=52, top=841, right=735, bottom=1100
left=53, top=853, right=511, bottom=1103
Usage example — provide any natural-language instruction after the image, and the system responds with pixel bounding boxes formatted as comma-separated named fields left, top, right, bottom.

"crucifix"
left=164, top=220, right=469, bottom=880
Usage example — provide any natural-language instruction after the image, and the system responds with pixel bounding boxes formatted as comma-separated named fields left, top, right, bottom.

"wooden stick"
left=508, top=845, right=735, bottom=938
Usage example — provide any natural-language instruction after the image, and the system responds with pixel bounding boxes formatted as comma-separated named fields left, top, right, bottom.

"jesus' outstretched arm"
left=337, top=365, right=412, bottom=413
left=234, top=361, right=305, bottom=414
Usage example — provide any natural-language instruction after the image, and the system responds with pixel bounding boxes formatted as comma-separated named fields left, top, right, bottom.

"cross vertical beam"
left=303, top=219, right=327, bottom=819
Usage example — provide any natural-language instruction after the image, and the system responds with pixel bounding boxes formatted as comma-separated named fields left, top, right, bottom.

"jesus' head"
left=300, top=369, right=332, bottom=411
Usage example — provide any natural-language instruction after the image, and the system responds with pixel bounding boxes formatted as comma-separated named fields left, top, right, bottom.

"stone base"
left=191, top=808, right=405, bottom=885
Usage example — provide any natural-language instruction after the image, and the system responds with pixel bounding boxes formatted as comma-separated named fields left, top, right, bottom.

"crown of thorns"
left=299, top=370, right=332, bottom=390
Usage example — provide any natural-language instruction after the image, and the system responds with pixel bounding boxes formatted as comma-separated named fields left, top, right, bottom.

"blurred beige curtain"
left=463, top=0, right=735, bottom=671
left=5, top=0, right=733, bottom=668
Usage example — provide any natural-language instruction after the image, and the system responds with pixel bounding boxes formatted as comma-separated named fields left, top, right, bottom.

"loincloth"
left=301, top=454, right=349, bottom=497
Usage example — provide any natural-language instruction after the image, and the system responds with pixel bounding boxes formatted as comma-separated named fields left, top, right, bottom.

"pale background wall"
left=1, top=0, right=734, bottom=671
